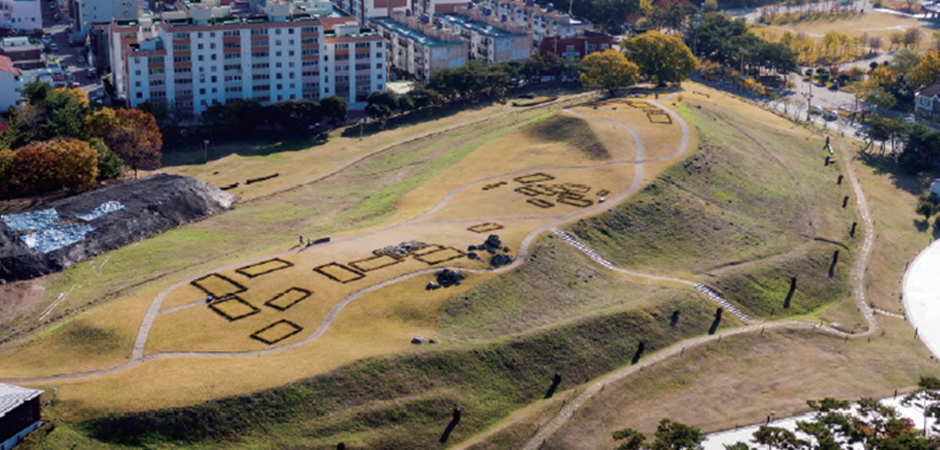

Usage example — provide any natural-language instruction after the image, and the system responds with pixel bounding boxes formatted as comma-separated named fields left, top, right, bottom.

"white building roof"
left=0, top=383, right=43, bottom=419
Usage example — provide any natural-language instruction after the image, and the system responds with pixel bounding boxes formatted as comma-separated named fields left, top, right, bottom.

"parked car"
left=904, top=114, right=916, bottom=123
left=40, top=35, right=52, bottom=45
left=48, top=42, right=57, bottom=52
left=824, top=110, right=839, bottom=121
left=809, top=105, right=824, bottom=115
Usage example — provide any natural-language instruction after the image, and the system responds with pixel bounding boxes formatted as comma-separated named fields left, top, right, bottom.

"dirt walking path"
left=516, top=113, right=878, bottom=450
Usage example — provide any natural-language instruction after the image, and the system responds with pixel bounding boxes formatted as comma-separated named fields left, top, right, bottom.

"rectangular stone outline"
left=236, top=258, right=294, bottom=278
left=264, top=287, right=312, bottom=311
left=513, top=173, right=555, bottom=184
left=563, top=183, right=591, bottom=194
left=596, top=189, right=610, bottom=197
left=209, top=295, right=260, bottom=321
left=468, top=222, right=504, bottom=233
left=412, top=244, right=447, bottom=257
left=250, top=319, right=303, bottom=345
left=191, top=273, right=247, bottom=298
left=527, top=198, right=555, bottom=208
left=558, top=196, right=594, bottom=208
left=349, top=254, right=403, bottom=272
left=413, top=247, right=466, bottom=265
left=313, top=262, right=365, bottom=283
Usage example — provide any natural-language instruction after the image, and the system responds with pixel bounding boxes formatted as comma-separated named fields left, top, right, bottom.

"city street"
left=38, top=0, right=105, bottom=99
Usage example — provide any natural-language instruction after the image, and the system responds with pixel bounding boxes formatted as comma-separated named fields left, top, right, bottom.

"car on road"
left=69, top=81, right=80, bottom=89
left=824, top=110, right=839, bottom=121
left=40, top=35, right=52, bottom=45
left=904, top=115, right=916, bottom=123
left=809, top=105, right=824, bottom=115
left=47, top=42, right=57, bottom=52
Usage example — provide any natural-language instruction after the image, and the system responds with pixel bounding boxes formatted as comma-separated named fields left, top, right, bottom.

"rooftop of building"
left=371, top=16, right=463, bottom=47
left=438, top=12, right=526, bottom=37
left=920, top=84, right=940, bottom=98
left=0, top=383, right=43, bottom=419
left=0, top=54, right=20, bottom=75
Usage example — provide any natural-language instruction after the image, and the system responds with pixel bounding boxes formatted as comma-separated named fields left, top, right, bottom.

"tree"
left=580, top=49, right=640, bottom=95
left=87, top=108, right=162, bottom=178
left=320, top=95, right=348, bottom=127
left=893, top=49, right=924, bottom=78
left=904, top=27, right=923, bottom=49
left=903, top=375, right=940, bottom=436
left=48, top=137, right=97, bottom=192
left=90, top=137, right=123, bottom=181
left=912, top=50, right=940, bottom=90
left=365, top=91, right=399, bottom=128
left=613, top=427, right=647, bottom=450
left=650, top=419, right=705, bottom=450
left=891, top=31, right=904, bottom=51
left=622, top=30, right=698, bottom=85
left=13, top=142, right=58, bottom=195
left=0, top=149, right=15, bottom=196
left=752, top=426, right=802, bottom=450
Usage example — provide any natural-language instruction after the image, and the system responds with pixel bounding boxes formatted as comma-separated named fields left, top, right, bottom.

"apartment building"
left=371, top=12, right=466, bottom=82
left=74, top=0, right=138, bottom=32
left=327, top=0, right=406, bottom=26
left=439, top=7, right=529, bottom=64
left=490, top=0, right=591, bottom=44
left=112, top=0, right=386, bottom=116
left=410, top=0, right=464, bottom=16
left=538, top=30, right=611, bottom=59
left=0, top=55, right=26, bottom=112
left=0, top=0, right=42, bottom=31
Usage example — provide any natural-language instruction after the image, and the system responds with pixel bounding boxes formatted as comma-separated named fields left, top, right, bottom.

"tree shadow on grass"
left=544, top=374, right=562, bottom=399
left=857, top=151, right=926, bottom=196
left=162, top=133, right=329, bottom=167
left=915, top=219, right=930, bottom=233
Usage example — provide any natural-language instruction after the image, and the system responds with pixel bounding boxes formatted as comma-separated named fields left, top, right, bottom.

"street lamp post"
left=203, top=139, right=209, bottom=164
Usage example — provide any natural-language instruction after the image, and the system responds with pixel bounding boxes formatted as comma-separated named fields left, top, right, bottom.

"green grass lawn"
left=566, top=104, right=857, bottom=320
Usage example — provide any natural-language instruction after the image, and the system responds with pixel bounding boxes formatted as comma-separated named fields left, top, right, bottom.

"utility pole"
left=203, top=139, right=209, bottom=164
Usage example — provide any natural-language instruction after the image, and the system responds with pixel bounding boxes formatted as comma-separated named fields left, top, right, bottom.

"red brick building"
left=538, top=30, right=613, bottom=59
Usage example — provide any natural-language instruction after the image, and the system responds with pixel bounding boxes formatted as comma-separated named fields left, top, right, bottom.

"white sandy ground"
left=903, top=240, right=940, bottom=358
left=703, top=396, right=938, bottom=450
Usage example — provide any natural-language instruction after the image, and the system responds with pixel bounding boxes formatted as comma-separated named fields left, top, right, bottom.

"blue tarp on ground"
left=1, top=209, right=60, bottom=232
left=20, top=224, right=97, bottom=254
left=75, top=201, right=124, bottom=221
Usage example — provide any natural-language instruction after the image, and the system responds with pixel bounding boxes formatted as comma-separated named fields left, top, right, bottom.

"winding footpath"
left=518, top=112, right=881, bottom=450
left=1, top=96, right=694, bottom=384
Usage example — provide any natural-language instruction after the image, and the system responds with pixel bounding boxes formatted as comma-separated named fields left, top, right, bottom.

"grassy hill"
left=566, top=104, right=856, bottom=319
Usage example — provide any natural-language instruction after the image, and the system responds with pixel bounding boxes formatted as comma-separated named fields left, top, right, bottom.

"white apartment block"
left=0, top=54, right=26, bottom=112
left=410, top=0, right=465, bottom=16
left=440, top=7, right=530, bottom=64
left=0, top=0, right=42, bottom=31
left=74, top=0, right=138, bottom=32
left=328, top=0, right=407, bottom=26
left=112, top=1, right=386, bottom=116
left=489, top=0, right=591, bottom=44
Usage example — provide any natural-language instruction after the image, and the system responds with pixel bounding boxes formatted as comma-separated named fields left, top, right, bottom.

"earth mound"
left=0, top=174, right=236, bottom=282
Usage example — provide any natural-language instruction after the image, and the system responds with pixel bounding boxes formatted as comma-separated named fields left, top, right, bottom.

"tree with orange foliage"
left=48, top=137, right=98, bottom=192
left=13, top=142, right=58, bottom=195
left=86, top=107, right=163, bottom=178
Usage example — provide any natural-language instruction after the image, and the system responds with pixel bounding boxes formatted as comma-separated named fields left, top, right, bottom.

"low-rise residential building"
left=0, top=383, right=44, bottom=450
left=111, top=0, right=385, bottom=116
left=0, top=37, right=44, bottom=70
left=74, top=0, right=139, bottom=32
left=915, top=84, right=940, bottom=130
left=490, top=0, right=591, bottom=44
left=0, top=55, right=27, bottom=112
left=327, top=0, right=407, bottom=26
left=410, top=0, right=464, bottom=17
left=371, top=12, right=466, bottom=82
left=439, top=7, right=530, bottom=64
left=0, top=0, right=42, bottom=31
left=538, top=30, right=611, bottom=58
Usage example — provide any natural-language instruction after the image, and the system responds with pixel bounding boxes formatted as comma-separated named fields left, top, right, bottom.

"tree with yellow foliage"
left=580, top=49, right=640, bottom=96
left=48, top=137, right=98, bottom=192
left=621, top=30, right=698, bottom=86
left=913, top=50, right=940, bottom=90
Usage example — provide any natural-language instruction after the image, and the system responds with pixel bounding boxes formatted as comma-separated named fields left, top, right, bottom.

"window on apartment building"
left=375, top=52, right=382, bottom=58
left=288, top=28, right=295, bottom=34
left=180, top=90, right=193, bottom=95
left=289, top=62, right=294, bottom=68
left=336, top=43, right=349, bottom=49
left=150, top=80, right=164, bottom=86
left=136, top=92, right=143, bottom=98
left=324, top=55, right=329, bottom=61
left=303, top=82, right=319, bottom=88
left=212, top=88, right=218, bottom=93
left=276, top=84, right=282, bottom=90
left=224, top=53, right=239, bottom=60
left=355, top=53, right=368, bottom=59
left=198, top=32, right=203, bottom=38
left=288, top=51, right=295, bottom=56
left=275, top=40, right=282, bottom=46
left=289, top=72, right=294, bottom=79
left=223, top=64, right=238, bottom=71
left=302, top=49, right=318, bottom=56
left=336, top=54, right=349, bottom=61
left=149, top=68, right=164, bottom=75
left=211, top=54, right=217, bottom=61
left=301, top=38, right=316, bottom=45
left=301, top=26, right=317, bottom=33
left=198, top=55, right=204, bottom=61
left=251, top=40, right=265, bottom=47
left=355, top=42, right=370, bottom=48
left=276, top=73, right=282, bottom=79
left=252, top=63, right=269, bottom=69
left=324, top=76, right=329, bottom=82
left=135, top=70, right=142, bottom=76
left=211, top=76, right=217, bottom=83
left=355, top=63, right=368, bottom=70
left=135, top=81, right=141, bottom=87
left=289, top=83, right=295, bottom=89
left=252, top=74, right=270, bottom=80
left=376, top=63, right=382, bottom=69
left=302, top=71, right=319, bottom=77
left=355, top=74, right=369, bottom=82
left=256, top=85, right=270, bottom=91
left=377, top=73, right=382, bottom=79
left=275, top=29, right=281, bottom=35
left=275, top=62, right=282, bottom=68
left=150, top=56, right=164, bottom=63
left=225, top=75, right=241, bottom=82
left=226, top=86, right=242, bottom=92
left=275, top=51, right=282, bottom=57
left=210, top=43, right=216, bottom=49
left=175, top=67, right=191, bottom=73
left=175, top=32, right=189, bottom=39
left=173, top=56, right=191, bottom=62
left=223, top=30, right=238, bottom=37
left=288, top=39, right=294, bottom=45
left=211, top=66, right=217, bottom=72
left=197, top=43, right=204, bottom=50
left=177, top=78, right=192, bottom=85
left=251, top=51, right=269, bottom=58
left=302, top=61, right=317, bottom=67
left=210, top=32, right=216, bottom=38
left=200, top=88, right=206, bottom=94
left=199, top=76, right=206, bottom=83
left=251, top=29, right=266, bottom=36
